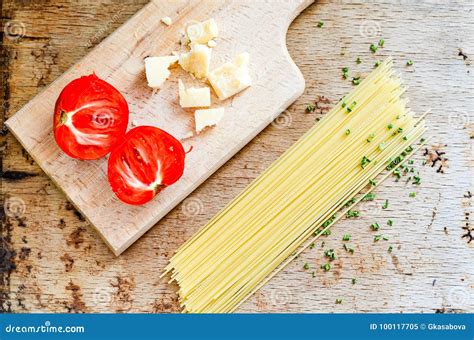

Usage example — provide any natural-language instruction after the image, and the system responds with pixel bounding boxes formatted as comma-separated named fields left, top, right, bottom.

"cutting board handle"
left=283, top=0, right=314, bottom=28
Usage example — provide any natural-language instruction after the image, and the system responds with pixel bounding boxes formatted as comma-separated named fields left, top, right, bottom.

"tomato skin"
left=107, top=126, right=185, bottom=205
left=53, top=74, right=129, bottom=160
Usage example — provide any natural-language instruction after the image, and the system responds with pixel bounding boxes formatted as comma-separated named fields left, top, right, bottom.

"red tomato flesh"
left=53, top=74, right=129, bottom=160
left=107, top=126, right=185, bottom=205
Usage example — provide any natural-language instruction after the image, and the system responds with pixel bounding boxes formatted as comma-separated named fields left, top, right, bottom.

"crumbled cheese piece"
left=161, top=16, right=172, bottom=26
left=144, top=56, right=178, bottom=89
left=178, top=79, right=211, bottom=108
left=181, top=131, right=194, bottom=140
left=208, top=52, right=251, bottom=100
left=179, top=44, right=212, bottom=79
left=186, top=19, right=218, bottom=44
left=207, top=39, right=217, bottom=48
left=195, top=108, right=224, bottom=133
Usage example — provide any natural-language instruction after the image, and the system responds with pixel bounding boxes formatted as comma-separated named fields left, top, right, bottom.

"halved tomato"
left=107, top=126, right=185, bottom=205
left=53, top=74, right=129, bottom=160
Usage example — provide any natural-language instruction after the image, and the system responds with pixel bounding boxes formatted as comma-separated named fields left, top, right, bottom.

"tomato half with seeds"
left=107, top=126, right=185, bottom=205
left=53, top=74, right=129, bottom=160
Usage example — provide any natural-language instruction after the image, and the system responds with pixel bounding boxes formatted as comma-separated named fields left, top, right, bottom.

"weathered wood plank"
left=1, top=0, right=473, bottom=313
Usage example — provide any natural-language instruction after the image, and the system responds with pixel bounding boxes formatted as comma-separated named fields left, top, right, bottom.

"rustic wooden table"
left=1, top=0, right=473, bottom=313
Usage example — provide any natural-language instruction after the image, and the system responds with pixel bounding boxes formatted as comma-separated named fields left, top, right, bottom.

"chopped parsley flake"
left=387, top=219, right=393, bottom=226
left=370, top=44, right=378, bottom=53
left=369, top=179, right=377, bottom=186
left=346, top=210, right=360, bottom=218
left=367, top=133, right=375, bottom=143
left=406, top=59, right=413, bottom=66
left=343, top=244, right=355, bottom=254
left=336, top=298, right=342, bottom=304
left=382, top=199, right=389, bottom=209
left=342, top=234, right=351, bottom=241
left=324, top=249, right=336, bottom=261
left=378, top=39, right=385, bottom=47
left=356, top=57, right=361, bottom=64
left=321, top=214, right=337, bottom=228
left=306, top=104, right=315, bottom=112
left=371, top=222, right=380, bottom=231
left=352, top=278, right=357, bottom=284
left=374, top=61, right=381, bottom=68
left=363, top=193, right=376, bottom=201
left=361, top=156, right=371, bottom=169
left=345, top=197, right=357, bottom=207
left=352, top=77, right=361, bottom=86
left=317, top=21, right=324, bottom=28
left=342, top=67, right=349, bottom=79
left=409, top=192, right=417, bottom=197
left=345, top=129, right=351, bottom=135
left=346, top=101, right=357, bottom=113
left=374, top=235, right=382, bottom=242
left=303, top=263, right=310, bottom=270
left=388, top=246, right=393, bottom=253
left=321, top=263, right=331, bottom=271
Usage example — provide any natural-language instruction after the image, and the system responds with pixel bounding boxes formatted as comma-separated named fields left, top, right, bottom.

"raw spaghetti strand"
left=163, top=58, right=427, bottom=313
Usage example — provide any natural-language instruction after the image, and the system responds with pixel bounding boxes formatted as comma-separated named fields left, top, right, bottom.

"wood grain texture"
left=4, top=0, right=313, bottom=255
left=1, top=0, right=473, bottom=313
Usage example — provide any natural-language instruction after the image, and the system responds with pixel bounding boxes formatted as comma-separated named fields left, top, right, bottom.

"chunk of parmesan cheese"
left=181, top=131, right=194, bottom=140
left=179, top=44, right=212, bottom=79
left=194, top=108, right=224, bottom=133
left=178, top=79, right=211, bottom=108
left=207, top=39, right=217, bottom=48
left=144, top=56, right=178, bottom=89
left=186, top=19, right=218, bottom=44
left=161, top=16, right=172, bottom=26
left=208, top=52, right=251, bottom=100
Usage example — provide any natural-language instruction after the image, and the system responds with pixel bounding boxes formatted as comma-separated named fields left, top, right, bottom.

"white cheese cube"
left=178, top=79, right=211, bottom=108
left=179, top=44, right=212, bottom=79
left=194, top=108, right=224, bottom=133
left=208, top=52, right=251, bottom=100
left=186, top=19, right=218, bottom=44
left=144, top=56, right=178, bottom=89
left=161, top=16, right=172, bottom=26
left=181, top=131, right=194, bottom=140
left=207, top=39, right=217, bottom=48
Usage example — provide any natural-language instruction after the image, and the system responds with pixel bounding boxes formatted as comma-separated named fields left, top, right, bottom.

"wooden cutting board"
left=5, top=0, right=313, bottom=255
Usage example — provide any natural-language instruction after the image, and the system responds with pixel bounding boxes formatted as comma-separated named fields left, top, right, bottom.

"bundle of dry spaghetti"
left=163, top=58, right=426, bottom=313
